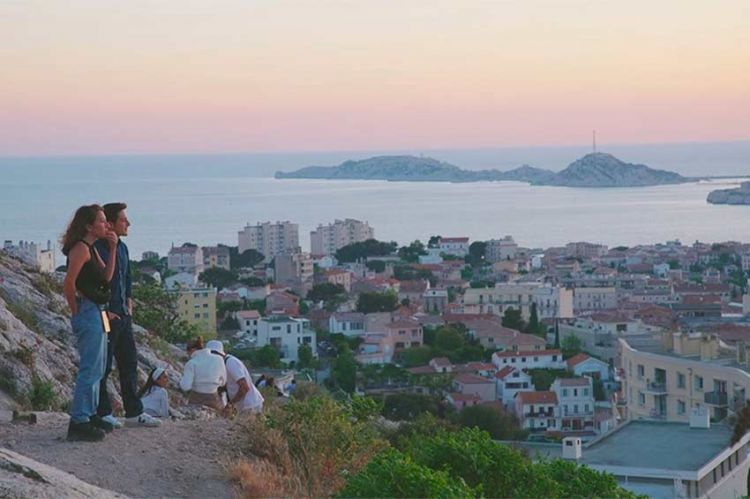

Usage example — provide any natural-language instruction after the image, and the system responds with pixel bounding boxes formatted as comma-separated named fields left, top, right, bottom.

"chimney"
left=689, top=407, right=710, bottom=429
left=562, top=437, right=582, bottom=460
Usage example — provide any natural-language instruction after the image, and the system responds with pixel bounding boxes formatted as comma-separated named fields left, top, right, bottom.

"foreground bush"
left=337, top=448, right=474, bottom=498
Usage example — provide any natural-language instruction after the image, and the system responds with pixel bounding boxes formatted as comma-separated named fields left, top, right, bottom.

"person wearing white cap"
left=206, top=340, right=264, bottom=414
left=138, top=367, right=171, bottom=418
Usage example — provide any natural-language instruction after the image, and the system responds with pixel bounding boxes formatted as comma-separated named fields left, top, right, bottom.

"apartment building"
left=238, top=221, right=299, bottom=262
left=310, top=218, right=374, bottom=256
left=168, top=245, right=204, bottom=274
left=201, top=245, right=231, bottom=270
left=274, top=252, right=314, bottom=288
left=256, top=316, right=316, bottom=364
left=551, top=377, right=595, bottom=431
left=620, top=334, right=750, bottom=423
left=491, top=349, right=565, bottom=370
left=485, top=236, right=518, bottom=263
left=573, top=287, right=617, bottom=312
left=437, top=237, right=470, bottom=257
left=462, top=283, right=573, bottom=320
left=173, top=286, right=217, bottom=333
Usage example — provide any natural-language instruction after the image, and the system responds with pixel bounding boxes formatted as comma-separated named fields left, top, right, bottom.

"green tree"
left=336, top=239, right=398, bottom=263
left=501, top=307, right=525, bottom=330
left=465, top=241, right=487, bottom=267
left=198, top=267, right=238, bottom=290
left=298, top=343, right=315, bottom=369
left=365, top=260, right=386, bottom=273
left=230, top=247, right=265, bottom=269
left=132, top=282, right=201, bottom=343
left=561, top=334, right=583, bottom=358
left=239, top=276, right=266, bottom=287
left=455, top=405, right=526, bottom=440
left=400, top=346, right=435, bottom=367
left=307, top=282, right=347, bottom=311
left=434, top=326, right=465, bottom=352
left=383, top=393, right=444, bottom=421
left=255, top=345, right=281, bottom=368
left=398, top=240, right=428, bottom=263
left=427, top=235, right=442, bottom=248
left=356, top=290, right=399, bottom=313
left=528, top=368, right=571, bottom=391
left=332, top=349, right=358, bottom=393
left=526, top=302, right=545, bottom=338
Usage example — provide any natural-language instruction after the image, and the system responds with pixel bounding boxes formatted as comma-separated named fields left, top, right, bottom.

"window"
left=573, top=389, right=578, bottom=397
left=637, top=364, right=645, bottom=378
left=194, top=313, right=200, bottom=319
left=720, top=462, right=724, bottom=477
left=562, top=389, right=568, bottom=397
left=203, top=313, right=208, bottom=318
left=552, top=355, right=558, bottom=361
left=695, top=376, right=704, bottom=391
left=584, top=404, right=589, bottom=412
left=583, top=388, right=589, bottom=396
left=638, top=392, right=645, bottom=406
left=677, top=372, right=686, bottom=389
left=677, top=400, right=686, bottom=414
left=521, top=357, right=527, bottom=362
left=534, top=356, right=539, bottom=361
left=511, top=358, right=516, bottom=363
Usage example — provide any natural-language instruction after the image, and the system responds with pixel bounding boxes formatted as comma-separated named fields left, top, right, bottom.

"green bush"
left=337, top=448, right=475, bottom=498
left=382, top=393, right=443, bottom=421
left=28, top=376, right=58, bottom=411
left=456, top=404, right=527, bottom=440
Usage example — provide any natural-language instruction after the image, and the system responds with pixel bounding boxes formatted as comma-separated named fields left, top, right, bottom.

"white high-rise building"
left=310, top=218, right=374, bottom=256
left=238, top=221, right=299, bottom=262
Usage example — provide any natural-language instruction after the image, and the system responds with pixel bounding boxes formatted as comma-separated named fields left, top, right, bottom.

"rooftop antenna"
left=593, top=130, right=597, bottom=153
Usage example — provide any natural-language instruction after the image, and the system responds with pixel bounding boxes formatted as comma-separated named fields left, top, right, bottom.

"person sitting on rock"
left=179, top=337, right=226, bottom=412
left=138, top=367, right=171, bottom=418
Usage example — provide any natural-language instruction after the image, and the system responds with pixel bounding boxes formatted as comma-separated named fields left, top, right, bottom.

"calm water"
left=1, top=143, right=749, bottom=259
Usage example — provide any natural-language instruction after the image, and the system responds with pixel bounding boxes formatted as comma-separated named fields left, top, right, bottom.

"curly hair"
left=61, top=204, right=103, bottom=256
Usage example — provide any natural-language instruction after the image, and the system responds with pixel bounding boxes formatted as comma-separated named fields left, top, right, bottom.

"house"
left=566, top=353, right=610, bottom=381
left=573, top=287, right=617, bottom=312
left=356, top=334, right=396, bottom=365
left=321, top=268, right=353, bottom=292
left=491, top=349, right=565, bottom=370
left=514, top=391, right=558, bottom=432
left=423, top=289, right=449, bottom=313
left=398, top=280, right=430, bottom=305
left=172, top=286, right=217, bottom=334
left=167, top=245, right=204, bottom=274
left=496, top=366, right=535, bottom=407
left=438, top=237, right=470, bottom=257
left=328, top=312, right=366, bottom=337
left=386, top=319, right=423, bottom=350
left=201, top=245, right=231, bottom=270
left=446, top=392, right=482, bottom=411
left=236, top=310, right=261, bottom=337
left=453, top=374, right=496, bottom=403
left=551, top=377, right=595, bottom=432
left=256, top=316, right=316, bottom=364
left=266, top=290, right=300, bottom=316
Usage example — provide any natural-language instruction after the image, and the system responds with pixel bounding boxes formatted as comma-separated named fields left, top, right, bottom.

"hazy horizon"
left=2, top=1, right=748, bottom=156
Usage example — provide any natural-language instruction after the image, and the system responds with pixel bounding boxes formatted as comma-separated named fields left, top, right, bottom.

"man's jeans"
left=97, top=315, right=144, bottom=418
left=70, top=298, right=106, bottom=423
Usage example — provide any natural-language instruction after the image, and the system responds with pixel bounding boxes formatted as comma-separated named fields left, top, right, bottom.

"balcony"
left=648, top=409, right=667, bottom=420
left=704, top=391, right=728, bottom=407
left=645, top=382, right=668, bottom=394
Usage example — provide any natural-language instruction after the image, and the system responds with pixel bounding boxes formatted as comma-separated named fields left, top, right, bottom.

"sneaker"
left=101, top=414, right=123, bottom=429
left=67, top=421, right=106, bottom=442
left=89, top=415, right=115, bottom=433
left=125, top=412, right=162, bottom=428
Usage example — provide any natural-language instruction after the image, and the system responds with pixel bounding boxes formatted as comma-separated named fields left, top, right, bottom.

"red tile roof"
left=566, top=353, right=591, bottom=368
left=517, top=391, right=557, bottom=404
left=557, top=378, right=591, bottom=387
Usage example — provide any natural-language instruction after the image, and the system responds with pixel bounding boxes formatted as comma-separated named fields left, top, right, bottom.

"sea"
left=1, top=141, right=749, bottom=260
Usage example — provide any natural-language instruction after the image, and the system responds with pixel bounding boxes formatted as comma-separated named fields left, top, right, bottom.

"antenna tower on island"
left=593, top=130, right=597, bottom=153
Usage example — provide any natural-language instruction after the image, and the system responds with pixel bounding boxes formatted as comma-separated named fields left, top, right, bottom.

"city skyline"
left=1, top=0, right=748, bottom=155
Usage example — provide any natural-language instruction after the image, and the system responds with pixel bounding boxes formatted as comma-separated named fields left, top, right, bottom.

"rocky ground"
left=0, top=411, right=242, bottom=498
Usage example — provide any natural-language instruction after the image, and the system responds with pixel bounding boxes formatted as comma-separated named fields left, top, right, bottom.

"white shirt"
left=141, top=386, right=170, bottom=418
left=179, top=349, right=227, bottom=394
left=225, top=355, right=264, bottom=412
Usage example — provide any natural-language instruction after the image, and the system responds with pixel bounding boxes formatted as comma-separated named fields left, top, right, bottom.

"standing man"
left=95, top=203, right=161, bottom=428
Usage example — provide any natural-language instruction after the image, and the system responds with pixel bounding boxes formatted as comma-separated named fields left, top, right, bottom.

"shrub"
left=535, top=458, right=638, bottom=498
left=27, top=376, right=58, bottom=411
left=382, top=393, right=443, bottom=421
left=32, top=273, right=63, bottom=298
left=12, top=347, right=34, bottom=368
left=4, top=299, right=40, bottom=334
left=337, top=448, right=475, bottom=498
left=456, top=404, right=527, bottom=440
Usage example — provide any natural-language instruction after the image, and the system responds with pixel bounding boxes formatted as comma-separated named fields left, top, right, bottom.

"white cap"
left=206, top=340, right=224, bottom=354
left=151, top=367, right=165, bottom=381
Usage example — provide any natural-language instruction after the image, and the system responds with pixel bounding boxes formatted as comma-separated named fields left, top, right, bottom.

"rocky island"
left=707, top=181, right=750, bottom=205
left=275, top=152, right=690, bottom=188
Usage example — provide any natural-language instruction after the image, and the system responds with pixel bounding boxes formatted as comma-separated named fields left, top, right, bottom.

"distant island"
left=275, top=152, right=691, bottom=188
left=707, top=181, right=750, bottom=205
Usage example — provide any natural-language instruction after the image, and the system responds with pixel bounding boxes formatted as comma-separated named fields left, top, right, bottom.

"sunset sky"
left=1, top=0, right=748, bottom=155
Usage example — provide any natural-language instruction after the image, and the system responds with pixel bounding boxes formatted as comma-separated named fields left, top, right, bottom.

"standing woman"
left=62, top=204, right=118, bottom=441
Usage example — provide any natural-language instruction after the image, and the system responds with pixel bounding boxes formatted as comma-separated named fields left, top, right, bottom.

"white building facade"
left=310, top=219, right=374, bottom=256
left=238, top=221, right=299, bottom=262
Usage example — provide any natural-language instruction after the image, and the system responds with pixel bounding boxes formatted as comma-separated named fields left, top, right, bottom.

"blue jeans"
left=70, top=298, right=107, bottom=423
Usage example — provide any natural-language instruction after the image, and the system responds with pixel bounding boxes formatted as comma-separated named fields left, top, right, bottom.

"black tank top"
left=74, top=241, right=111, bottom=305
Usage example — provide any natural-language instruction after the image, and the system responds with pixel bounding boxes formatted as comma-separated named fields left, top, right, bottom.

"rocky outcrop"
left=0, top=253, right=185, bottom=413
left=0, top=447, right=126, bottom=498
left=707, top=181, right=750, bottom=205
left=275, top=153, right=689, bottom=188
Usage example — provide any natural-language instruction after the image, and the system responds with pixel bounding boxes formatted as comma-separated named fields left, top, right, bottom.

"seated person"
left=206, top=340, right=264, bottom=414
left=139, top=367, right=171, bottom=418
left=179, top=337, right=226, bottom=411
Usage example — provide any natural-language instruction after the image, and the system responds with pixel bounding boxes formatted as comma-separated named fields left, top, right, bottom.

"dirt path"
left=0, top=412, right=242, bottom=498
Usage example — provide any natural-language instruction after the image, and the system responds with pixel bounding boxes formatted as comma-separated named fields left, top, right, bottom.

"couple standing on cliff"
left=62, top=203, right=161, bottom=442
